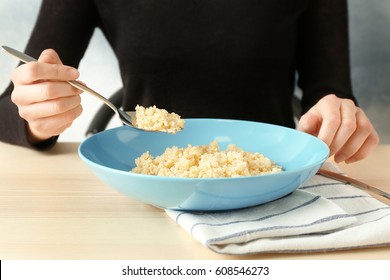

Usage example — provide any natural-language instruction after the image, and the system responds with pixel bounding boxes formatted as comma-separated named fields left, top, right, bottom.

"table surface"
left=0, top=142, right=389, bottom=260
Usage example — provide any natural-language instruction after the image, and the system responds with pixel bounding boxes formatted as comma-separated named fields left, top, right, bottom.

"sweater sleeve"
left=296, top=0, right=356, bottom=114
left=0, top=0, right=98, bottom=149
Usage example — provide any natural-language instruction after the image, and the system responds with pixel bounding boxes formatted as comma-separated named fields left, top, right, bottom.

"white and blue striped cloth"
left=166, top=164, right=390, bottom=254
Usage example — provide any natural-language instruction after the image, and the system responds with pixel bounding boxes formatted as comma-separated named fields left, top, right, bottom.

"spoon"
left=1, top=45, right=137, bottom=128
left=318, top=168, right=390, bottom=200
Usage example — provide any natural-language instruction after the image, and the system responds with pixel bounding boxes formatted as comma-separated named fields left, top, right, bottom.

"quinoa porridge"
left=131, top=140, right=283, bottom=178
left=132, top=105, right=184, bottom=134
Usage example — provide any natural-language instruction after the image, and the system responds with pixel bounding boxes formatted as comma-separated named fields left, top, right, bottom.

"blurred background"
left=1, top=0, right=389, bottom=143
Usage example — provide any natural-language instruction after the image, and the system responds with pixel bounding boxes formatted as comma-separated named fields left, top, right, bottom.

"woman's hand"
left=11, top=49, right=83, bottom=144
left=298, top=94, right=379, bottom=163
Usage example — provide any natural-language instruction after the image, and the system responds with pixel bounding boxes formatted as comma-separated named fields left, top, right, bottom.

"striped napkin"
left=165, top=163, right=390, bottom=254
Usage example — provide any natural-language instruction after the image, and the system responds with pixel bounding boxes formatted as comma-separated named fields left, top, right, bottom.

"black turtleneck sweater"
left=0, top=0, right=355, bottom=149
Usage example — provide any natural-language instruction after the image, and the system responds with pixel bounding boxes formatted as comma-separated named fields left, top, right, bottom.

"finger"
left=38, top=49, right=63, bottom=64
left=334, top=109, right=378, bottom=163
left=28, top=105, right=83, bottom=140
left=297, top=112, right=321, bottom=135
left=11, top=60, right=79, bottom=85
left=18, top=95, right=82, bottom=120
left=11, top=81, right=82, bottom=105
left=344, top=130, right=379, bottom=163
left=328, top=99, right=357, bottom=155
left=12, top=62, right=79, bottom=84
left=315, top=106, right=341, bottom=149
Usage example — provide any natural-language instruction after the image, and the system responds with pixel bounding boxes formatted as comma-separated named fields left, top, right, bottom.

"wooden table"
left=0, top=142, right=389, bottom=260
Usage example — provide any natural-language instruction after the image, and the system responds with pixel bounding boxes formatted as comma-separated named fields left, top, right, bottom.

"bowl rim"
left=78, top=119, right=330, bottom=182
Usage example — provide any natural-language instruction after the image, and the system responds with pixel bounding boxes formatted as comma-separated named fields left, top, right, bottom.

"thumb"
left=298, top=112, right=321, bottom=136
left=38, top=49, right=63, bottom=64
left=37, top=49, right=80, bottom=81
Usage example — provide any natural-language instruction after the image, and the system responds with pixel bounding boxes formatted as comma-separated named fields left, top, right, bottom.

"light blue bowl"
left=78, top=119, right=329, bottom=211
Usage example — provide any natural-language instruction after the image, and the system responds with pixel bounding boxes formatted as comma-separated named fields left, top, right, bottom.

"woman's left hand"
left=298, top=94, right=379, bottom=163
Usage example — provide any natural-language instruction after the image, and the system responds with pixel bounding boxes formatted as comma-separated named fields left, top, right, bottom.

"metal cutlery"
left=318, top=168, right=390, bottom=200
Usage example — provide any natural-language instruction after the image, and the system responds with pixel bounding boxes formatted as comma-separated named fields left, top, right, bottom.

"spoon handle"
left=66, top=80, right=117, bottom=112
left=318, top=168, right=390, bottom=200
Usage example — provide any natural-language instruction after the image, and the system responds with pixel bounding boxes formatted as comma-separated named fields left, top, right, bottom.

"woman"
left=0, top=0, right=379, bottom=163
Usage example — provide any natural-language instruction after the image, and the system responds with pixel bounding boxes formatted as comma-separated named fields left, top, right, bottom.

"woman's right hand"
left=10, top=49, right=83, bottom=144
